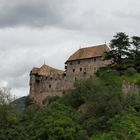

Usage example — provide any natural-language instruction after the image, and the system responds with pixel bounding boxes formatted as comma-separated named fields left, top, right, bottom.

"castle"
left=29, top=44, right=110, bottom=106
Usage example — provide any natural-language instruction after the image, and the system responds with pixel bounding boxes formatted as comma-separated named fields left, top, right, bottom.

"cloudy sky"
left=0, top=0, right=140, bottom=97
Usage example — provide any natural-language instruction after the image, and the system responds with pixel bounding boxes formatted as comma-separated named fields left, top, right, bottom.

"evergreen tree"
left=131, top=36, right=140, bottom=72
left=105, top=32, right=130, bottom=75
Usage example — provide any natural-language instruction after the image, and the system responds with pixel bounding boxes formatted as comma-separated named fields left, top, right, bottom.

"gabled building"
left=29, top=44, right=110, bottom=106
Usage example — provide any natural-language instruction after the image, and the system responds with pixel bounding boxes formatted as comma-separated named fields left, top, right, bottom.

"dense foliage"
left=1, top=70, right=140, bottom=140
left=105, top=32, right=140, bottom=75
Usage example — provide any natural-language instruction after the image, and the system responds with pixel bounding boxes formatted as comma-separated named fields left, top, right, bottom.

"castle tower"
left=65, top=44, right=110, bottom=85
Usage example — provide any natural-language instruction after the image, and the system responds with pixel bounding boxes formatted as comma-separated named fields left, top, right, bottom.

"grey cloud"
left=0, top=0, right=55, bottom=27
left=0, top=0, right=139, bottom=35
left=0, top=0, right=76, bottom=28
left=0, top=0, right=120, bottom=31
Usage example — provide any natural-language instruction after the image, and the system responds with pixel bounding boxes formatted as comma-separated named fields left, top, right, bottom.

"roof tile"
left=67, top=44, right=110, bottom=61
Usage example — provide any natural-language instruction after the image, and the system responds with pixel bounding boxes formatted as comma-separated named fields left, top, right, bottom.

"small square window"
left=73, top=69, right=75, bottom=72
left=80, top=68, right=82, bottom=71
left=49, top=84, right=51, bottom=88
left=78, top=60, right=80, bottom=64
left=84, top=71, right=86, bottom=75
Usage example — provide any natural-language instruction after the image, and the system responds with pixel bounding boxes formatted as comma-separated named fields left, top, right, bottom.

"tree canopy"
left=105, top=32, right=140, bottom=75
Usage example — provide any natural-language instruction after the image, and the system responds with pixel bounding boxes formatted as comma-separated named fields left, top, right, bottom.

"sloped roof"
left=67, top=44, right=110, bottom=62
left=31, top=67, right=39, bottom=74
left=31, top=64, right=64, bottom=76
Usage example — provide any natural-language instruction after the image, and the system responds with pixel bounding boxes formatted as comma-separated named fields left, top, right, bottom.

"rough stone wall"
left=29, top=56, right=109, bottom=106
left=29, top=73, right=67, bottom=106
left=122, top=80, right=140, bottom=94
left=66, top=56, right=109, bottom=82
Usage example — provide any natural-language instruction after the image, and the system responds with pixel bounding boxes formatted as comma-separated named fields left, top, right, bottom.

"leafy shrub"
left=109, top=113, right=140, bottom=140
left=90, top=132, right=118, bottom=140
left=29, top=101, right=88, bottom=140
left=124, top=67, right=137, bottom=76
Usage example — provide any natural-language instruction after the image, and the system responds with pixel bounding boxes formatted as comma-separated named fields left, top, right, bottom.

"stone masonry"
left=29, top=44, right=110, bottom=106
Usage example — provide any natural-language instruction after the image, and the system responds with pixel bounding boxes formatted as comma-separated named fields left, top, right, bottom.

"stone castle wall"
left=29, top=73, right=67, bottom=106
left=66, top=57, right=110, bottom=82
left=29, top=56, right=110, bottom=106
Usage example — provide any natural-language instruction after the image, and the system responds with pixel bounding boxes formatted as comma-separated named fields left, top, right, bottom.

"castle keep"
left=29, top=44, right=110, bottom=106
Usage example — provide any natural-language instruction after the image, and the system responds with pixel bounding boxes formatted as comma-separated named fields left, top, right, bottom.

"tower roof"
left=66, top=44, right=110, bottom=62
left=31, top=64, right=64, bottom=76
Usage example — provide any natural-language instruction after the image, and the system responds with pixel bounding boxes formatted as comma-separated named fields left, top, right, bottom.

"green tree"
left=29, top=102, right=88, bottom=140
left=0, top=87, right=16, bottom=127
left=131, top=36, right=140, bottom=72
left=105, top=32, right=130, bottom=75
left=109, top=113, right=140, bottom=140
left=0, top=88, right=28, bottom=140
left=90, top=132, right=118, bottom=140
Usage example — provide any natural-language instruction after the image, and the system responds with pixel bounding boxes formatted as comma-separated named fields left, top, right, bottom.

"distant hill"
left=12, top=96, right=26, bottom=111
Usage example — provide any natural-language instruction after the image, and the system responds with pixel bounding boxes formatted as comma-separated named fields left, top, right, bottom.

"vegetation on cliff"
left=1, top=69, right=140, bottom=140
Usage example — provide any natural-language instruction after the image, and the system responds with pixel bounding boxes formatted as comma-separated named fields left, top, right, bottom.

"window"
left=42, top=98, right=48, bottom=105
left=73, top=69, right=75, bottom=72
left=70, top=62, right=72, bottom=65
left=80, top=68, right=82, bottom=71
left=49, top=84, right=51, bottom=88
left=94, top=58, right=96, bottom=62
left=83, top=68, right=86, bottom=74
left=78, top=60, right=80, bottom=64
left=63, top=73, right=66, bottom=77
